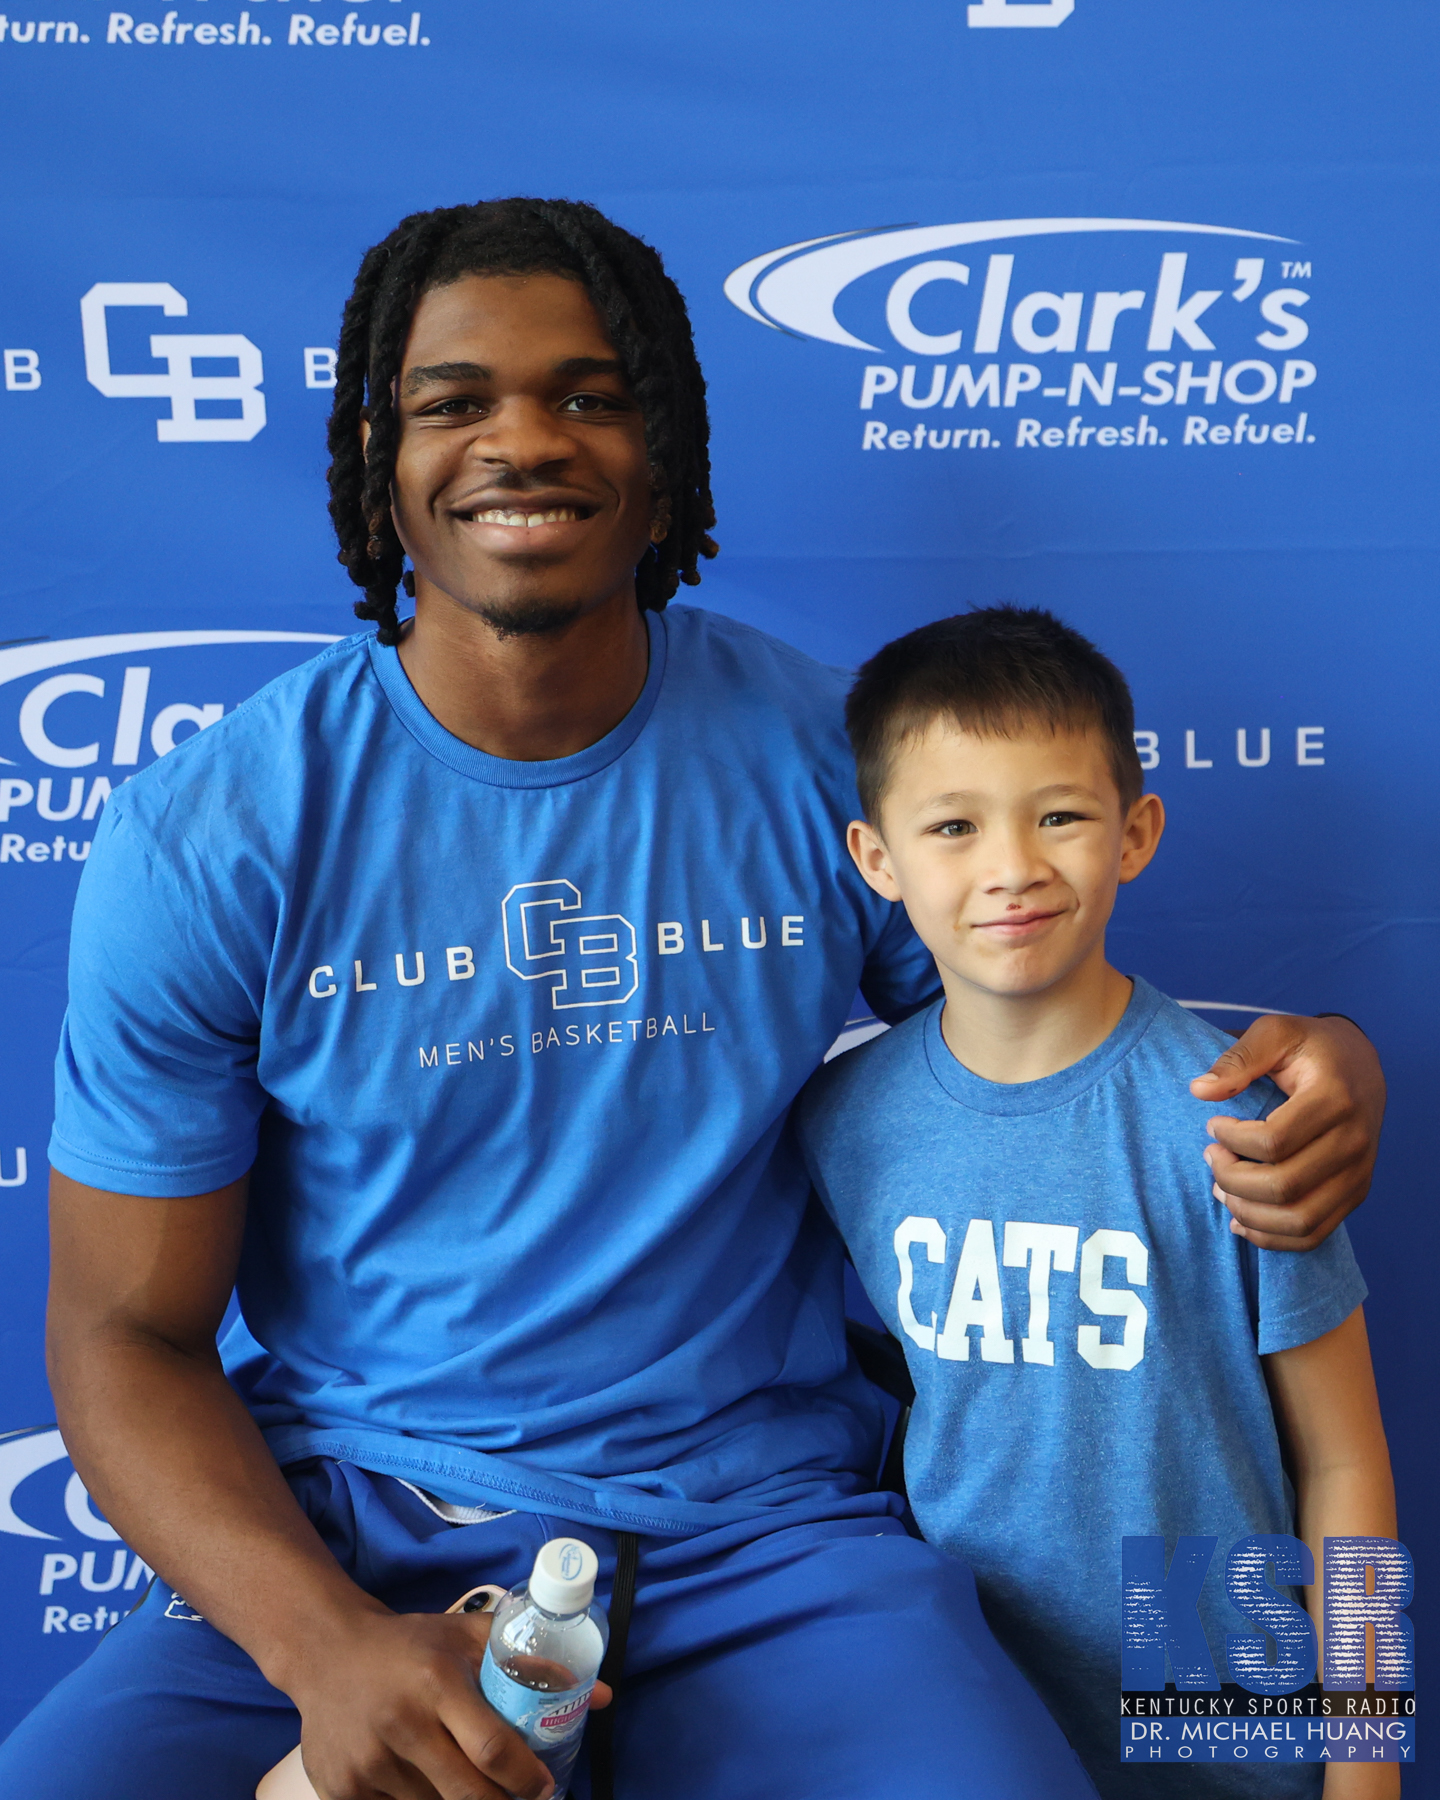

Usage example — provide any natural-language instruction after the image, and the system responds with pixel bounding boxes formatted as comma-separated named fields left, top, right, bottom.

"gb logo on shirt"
left=502, top=881, right=639, bottom=1010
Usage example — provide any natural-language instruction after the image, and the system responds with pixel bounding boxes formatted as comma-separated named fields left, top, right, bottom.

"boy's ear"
left=848, top=818, right=903, bottom=902
left=1117, top=792, right=1165, bottom=884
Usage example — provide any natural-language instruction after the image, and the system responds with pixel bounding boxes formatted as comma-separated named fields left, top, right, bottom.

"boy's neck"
left=939, top=946, right=1134, bottom=1085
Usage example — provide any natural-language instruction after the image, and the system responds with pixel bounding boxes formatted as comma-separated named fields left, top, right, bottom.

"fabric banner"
left=0, top=0, right=1432, bottom=1759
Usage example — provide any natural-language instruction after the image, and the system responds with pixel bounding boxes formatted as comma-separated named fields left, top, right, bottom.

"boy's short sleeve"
left=1255, top=1225, right=1368, bottom=1356
left=49, top=793, right=270, bottom=1197
left=1233, top=1080, right=1369, bottom=1355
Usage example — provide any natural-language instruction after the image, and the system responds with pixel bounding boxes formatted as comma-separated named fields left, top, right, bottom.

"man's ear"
left=1118, top=792, right=1165, bottom=884
left=359, top=411, right=371, bottom=461
left=848, top=818, right=903, bottom=902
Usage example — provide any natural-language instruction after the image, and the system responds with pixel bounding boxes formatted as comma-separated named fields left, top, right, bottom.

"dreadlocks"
left=326, top=197, right=719, bottom=646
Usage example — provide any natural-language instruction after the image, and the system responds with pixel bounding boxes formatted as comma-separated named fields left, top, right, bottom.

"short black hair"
left=326, top=197, right=718, bottom=646
left=845, top=605, right=1144, bottom=821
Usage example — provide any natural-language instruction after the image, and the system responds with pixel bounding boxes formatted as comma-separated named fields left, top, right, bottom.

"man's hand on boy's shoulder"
left=1188, top=1014, right=1385, bottom=1252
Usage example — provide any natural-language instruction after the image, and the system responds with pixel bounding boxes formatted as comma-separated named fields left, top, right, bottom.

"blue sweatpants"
left=0, top=1460, right=1095, bottom=1798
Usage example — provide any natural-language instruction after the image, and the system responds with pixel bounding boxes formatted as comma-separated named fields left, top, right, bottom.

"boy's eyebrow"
left=918, top=782, right=1104, bottom=807
left=1033, top=783, right=1104, bottom=800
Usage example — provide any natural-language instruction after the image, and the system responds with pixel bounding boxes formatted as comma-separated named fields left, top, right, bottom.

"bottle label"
left=481, top=1653, right=593, bottom=1749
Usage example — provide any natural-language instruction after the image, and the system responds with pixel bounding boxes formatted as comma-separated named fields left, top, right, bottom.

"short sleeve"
left=49, top=791, right=271, bottom=1196
left=792, top=1081, right=839, bottom=1228
left=858, top=901, right=942, bottom=1025
left=1255, top=1226, right=1368, bottom=1356
left=1226, top=1078, right=1370, bottom=1355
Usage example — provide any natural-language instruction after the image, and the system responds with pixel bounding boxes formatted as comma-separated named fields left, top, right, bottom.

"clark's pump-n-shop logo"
left=0, top=1426, right=156, bottom=1639
left=725, top=219, right=1315, bottom=454
left=0, top=631, right=337, bottom=869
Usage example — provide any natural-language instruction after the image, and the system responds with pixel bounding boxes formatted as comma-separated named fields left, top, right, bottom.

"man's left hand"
left=1189, top=1014, right=1385, bottom=1251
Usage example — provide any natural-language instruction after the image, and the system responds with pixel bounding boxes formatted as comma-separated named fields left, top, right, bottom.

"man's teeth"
left=470, top=507, right=581, bottom=527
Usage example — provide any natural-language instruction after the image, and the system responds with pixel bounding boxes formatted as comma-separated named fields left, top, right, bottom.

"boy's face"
left=849, top=719, right=1164, bottom=1004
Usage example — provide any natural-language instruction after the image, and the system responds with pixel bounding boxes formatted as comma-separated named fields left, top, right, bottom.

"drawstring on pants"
left=585, top=1531, right=639, bottom=1800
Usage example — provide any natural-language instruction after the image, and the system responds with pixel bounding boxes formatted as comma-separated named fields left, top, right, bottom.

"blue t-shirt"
left=51, top=606, right=940, bottom=1535
left=796, top=979, right=1367, bottom=1799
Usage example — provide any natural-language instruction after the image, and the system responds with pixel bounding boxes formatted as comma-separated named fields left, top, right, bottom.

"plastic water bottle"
left=479, top=1537, right=609, bottom=1797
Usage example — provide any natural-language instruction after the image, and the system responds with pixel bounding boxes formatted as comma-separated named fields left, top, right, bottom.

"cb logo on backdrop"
left=81, top=282, right=265, bottom=441
left=968, top=0, right=1073, bottom=26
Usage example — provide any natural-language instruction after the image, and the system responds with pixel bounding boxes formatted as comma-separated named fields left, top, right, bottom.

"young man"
left=797, top=607, right=1396, bottom=1799
left=0, top=200, right=1382, bottom=1799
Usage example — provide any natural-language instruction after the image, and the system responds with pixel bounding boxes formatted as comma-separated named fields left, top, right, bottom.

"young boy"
left=796, top=607, right=1397, bottom=1799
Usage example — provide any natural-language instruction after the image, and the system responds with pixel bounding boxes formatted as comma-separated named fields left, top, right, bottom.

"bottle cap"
left=529, top=1537, right=598, bottom=1616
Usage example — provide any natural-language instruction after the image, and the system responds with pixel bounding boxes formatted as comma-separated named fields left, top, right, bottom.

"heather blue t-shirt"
left=796, top=979, right=1366, bottom=1799
left=51, top=606, right=940, bottom=1535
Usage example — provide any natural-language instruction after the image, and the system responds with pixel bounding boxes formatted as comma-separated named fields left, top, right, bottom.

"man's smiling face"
left=387, top=271, right=659, bottom=638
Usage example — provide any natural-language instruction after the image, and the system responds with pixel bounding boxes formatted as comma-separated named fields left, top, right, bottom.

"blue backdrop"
left=1, top=0, right=1433, bottom=1770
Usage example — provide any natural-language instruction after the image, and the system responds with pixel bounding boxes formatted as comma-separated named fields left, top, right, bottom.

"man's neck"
left=939, top=948, right=1133, bottom=1085
left=396, top=582, right=650, bottom=761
